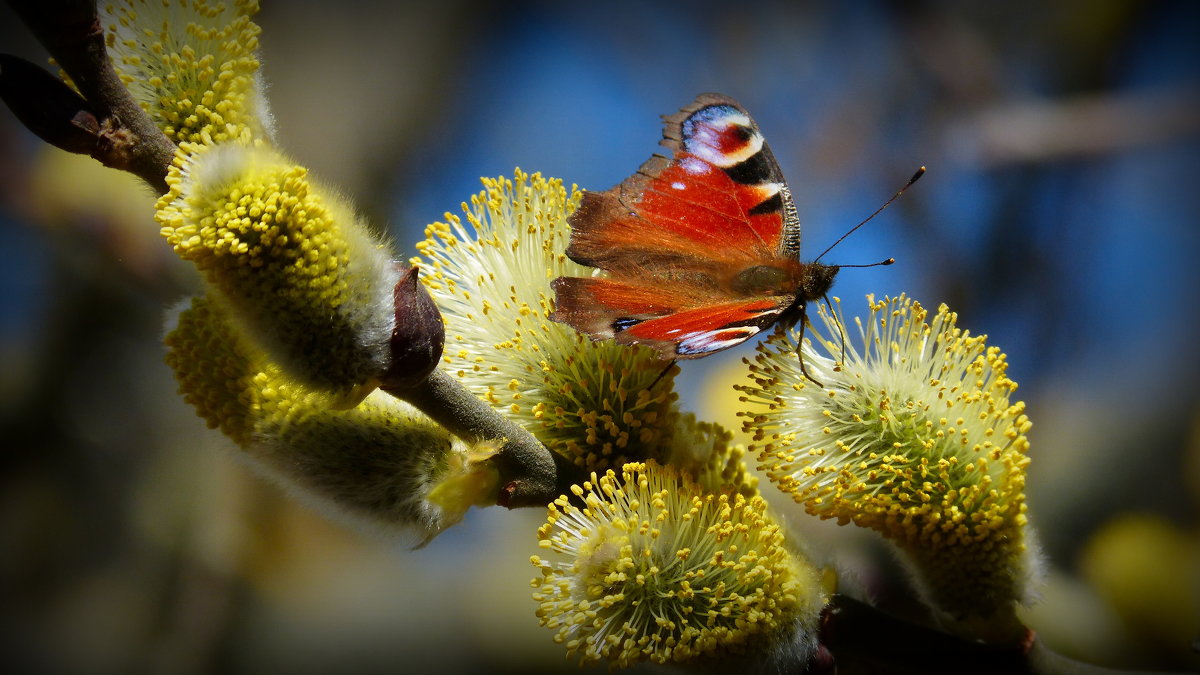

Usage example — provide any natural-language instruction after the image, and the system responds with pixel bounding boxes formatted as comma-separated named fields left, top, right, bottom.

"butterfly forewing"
left=552, top=93, right=813, bottom=359
left=658, top=93, right=801, bottom=259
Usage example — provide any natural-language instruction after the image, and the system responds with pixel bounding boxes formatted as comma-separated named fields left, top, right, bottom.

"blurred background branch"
left=947, top=88, right=1200, bottom=166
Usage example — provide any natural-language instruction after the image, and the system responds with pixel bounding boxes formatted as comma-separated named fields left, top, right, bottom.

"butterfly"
left=552, top=93, right=914, bottom=377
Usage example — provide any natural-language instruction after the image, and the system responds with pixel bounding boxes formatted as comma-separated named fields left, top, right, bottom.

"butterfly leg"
left=793, top=312, right=824, bottom=388
left=648, top=359, right=677, bottom=390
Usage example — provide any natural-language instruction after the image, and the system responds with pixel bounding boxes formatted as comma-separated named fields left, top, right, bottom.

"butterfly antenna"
left=813, top=166, right=925, bottom=264
left=837, top=258, right=895, bottom=269
left=648, top=359, right=676, bottom=390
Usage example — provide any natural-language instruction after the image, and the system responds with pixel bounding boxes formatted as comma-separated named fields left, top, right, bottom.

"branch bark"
left=819, top=595, right=1184, bottom=675
left=4, top=0, right=175, bottom=192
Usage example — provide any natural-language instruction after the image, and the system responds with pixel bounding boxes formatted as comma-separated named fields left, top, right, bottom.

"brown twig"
left=4, top=0, right=175, bottom=192
left=819, top=595, right=1185, bottom=675
left=380, top=266, right=571, bottom=508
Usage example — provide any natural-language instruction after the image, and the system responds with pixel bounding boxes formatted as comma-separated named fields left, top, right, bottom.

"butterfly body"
left=551, top=93, right=838, bottom=360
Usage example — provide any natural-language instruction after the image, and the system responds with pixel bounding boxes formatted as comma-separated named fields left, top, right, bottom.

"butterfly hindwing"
left=550, top=276, right=793, bottom=359
left=618, top=299, right=791, bottom=358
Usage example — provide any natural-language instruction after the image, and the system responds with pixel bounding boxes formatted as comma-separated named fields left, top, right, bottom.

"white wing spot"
left=680, top=156, right=710, bottom=175
left=677, top=325, right=762, bottom=356
left=757, top=182, right=782, bottom=200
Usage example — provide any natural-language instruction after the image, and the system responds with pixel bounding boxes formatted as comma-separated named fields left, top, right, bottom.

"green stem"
left=385, top=369, right=574, bottom=508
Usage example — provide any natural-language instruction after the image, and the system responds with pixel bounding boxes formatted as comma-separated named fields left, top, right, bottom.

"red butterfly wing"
left=551, top=276, right=788, bottom=359
left=552, top=94, right=808, bottom=359
left=564, top=94, right=800, bottom=271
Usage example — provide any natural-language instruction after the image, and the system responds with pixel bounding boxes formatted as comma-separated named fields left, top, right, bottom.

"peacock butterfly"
left=551, top=93, right=918, bottom=373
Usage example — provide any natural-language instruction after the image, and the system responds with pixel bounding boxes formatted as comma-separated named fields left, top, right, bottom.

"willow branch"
left=385, top=370, right=576, bottom=508
left=3, top=0, right=175, bottom=192
left=4, top=0, right=567, bottom=509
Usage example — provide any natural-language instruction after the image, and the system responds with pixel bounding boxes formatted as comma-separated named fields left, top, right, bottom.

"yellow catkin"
left=417, top=171, right=695, bottom=474
left=415, top=171, right=757, bottom=492
left=156, top=145, right=397, bottom=403
left=531, top=461, right=824, bottom=668
left=101, top=0, right=271, bottom=146
left=739, top=295, right=1034, bottom=622
left=164, top=295, right=497, bottom=542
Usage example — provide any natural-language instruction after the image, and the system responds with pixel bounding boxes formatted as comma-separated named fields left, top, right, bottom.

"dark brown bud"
left=806, top=644, right=836, bottom=675
left=0, top=53, right=99, bottom=155
left=380, top=264, right=445, bottom=389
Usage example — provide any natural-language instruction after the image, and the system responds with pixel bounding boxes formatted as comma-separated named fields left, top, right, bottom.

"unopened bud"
left=0, top=53, right=98, bottom=156
left=380, top=265, right=444, bottom=389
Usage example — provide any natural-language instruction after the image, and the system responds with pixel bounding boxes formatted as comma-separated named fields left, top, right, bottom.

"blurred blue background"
left=2, top=1, right=1198, bottom=673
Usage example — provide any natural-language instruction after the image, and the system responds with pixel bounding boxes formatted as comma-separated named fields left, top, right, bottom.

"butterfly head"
left=798, top=262, right=839, bottom=303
